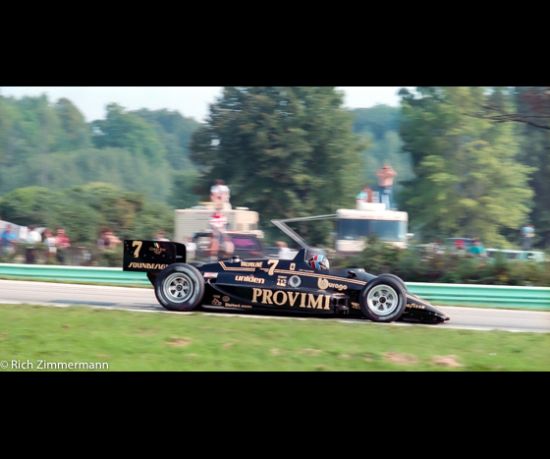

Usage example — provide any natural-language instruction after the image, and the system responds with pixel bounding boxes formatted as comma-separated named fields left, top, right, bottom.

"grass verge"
left=0, top=303, right=549, bottom=371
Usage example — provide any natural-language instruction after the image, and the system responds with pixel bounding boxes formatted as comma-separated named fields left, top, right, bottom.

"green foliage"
left=515, top=87, right=550, bottom=247
left=399, top=87, right=533, bottom=246
left=169, top=170, right=199, bottom=209
left=339, top=238, right=550, bottom=286
left=0, top=95, right=202, bottom=205
left=0, top=183, right=173, bottom=245
left=91, top=103, right=166, bottom=162
left=190, top=87, right=363, bottom=244
left=54, top=98, right=91, bottom=150
left=132, top=108, right=200, bottom=170
left=2, top=303, right=550, bottom=370
left=351, top=105, right=414, bottom=203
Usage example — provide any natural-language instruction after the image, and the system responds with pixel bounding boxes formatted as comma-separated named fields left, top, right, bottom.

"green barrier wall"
left=1, top=264, right=549, bottom=309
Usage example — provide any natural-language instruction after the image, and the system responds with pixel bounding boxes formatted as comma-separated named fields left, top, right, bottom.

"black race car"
left=123, top=239, right=449, bottom=324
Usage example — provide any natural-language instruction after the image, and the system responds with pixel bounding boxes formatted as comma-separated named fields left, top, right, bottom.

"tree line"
left=1, top=87, right=549, bottom=248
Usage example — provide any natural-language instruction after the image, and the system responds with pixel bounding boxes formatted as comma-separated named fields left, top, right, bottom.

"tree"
left=169, top=170, right=199, bottom=209
left=54, top=98, right=91, bottom=150
left=473, top=86, right=550, bottom=131
left=399, top=87, right=533, bottom=246
left=351, top=105, right=414, bottom=203
left=91, top=103, right=167, bottom=163
left=514, top=87, right=550, bottom=246
left=132, top=108, right=200, bottom=170
left=0, top=183, right=174, bottom=244
left=190, top=87, right=363, bottom=244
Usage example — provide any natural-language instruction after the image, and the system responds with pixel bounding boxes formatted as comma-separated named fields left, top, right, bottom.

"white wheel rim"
left=163, top=273, right=194, bottom=303
left=366, top=284, right=400, bottom=316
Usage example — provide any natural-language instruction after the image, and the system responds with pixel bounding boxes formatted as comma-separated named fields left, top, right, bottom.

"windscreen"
left=337, top=219, right=406, bottom=241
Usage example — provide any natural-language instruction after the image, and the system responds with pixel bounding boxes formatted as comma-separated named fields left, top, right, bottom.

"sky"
left=0, top=86, right=405, bottom=123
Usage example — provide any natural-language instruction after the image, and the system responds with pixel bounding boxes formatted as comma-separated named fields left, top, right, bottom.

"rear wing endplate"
left=122, top=240, right=186, bottom=272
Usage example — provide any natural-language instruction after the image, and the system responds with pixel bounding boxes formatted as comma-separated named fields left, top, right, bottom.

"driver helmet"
left=308, top=254, right=330, bottom=271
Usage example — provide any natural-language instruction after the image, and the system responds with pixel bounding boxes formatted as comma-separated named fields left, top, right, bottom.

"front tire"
left=360, top=274, right=407, bottom=322
left=154, top=263, right=205, bottom=311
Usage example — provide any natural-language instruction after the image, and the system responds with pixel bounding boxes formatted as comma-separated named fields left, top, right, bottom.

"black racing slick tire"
left=376, top=273, right=407, bottom=292
left=360, top=274, right=407, bottom=322
left=154, top=263, right=205, bottom=311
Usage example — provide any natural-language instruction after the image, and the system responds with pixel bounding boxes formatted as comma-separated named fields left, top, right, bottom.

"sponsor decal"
left=318, top=277, right=330, bottom=290
left=128, top=262, right=168, bottom=270
left=351, top=302, right=361, bottom=310
left=211, top=295, right=222, bottom=306
left=317, top=277, right=348, bottom=291
left=222, top=296, right=230, bottom=302
left=251, top=288, right=330, bottom=310
left=223, top=302, right=239, bottom=308
left=235, top=275, right=265, bottom=284
left=149, top=242, right=167, bottom=255
left=288, top=275, right=302, bottom=288
left=241, top=261, right=263, bottom=268
left=277, top=276, right=287, bottom=287
left=289, top=263, right=296, bottom=271
left=224, top=302, right=251, bottom=309
left=406, top=302, right=426, bottom=310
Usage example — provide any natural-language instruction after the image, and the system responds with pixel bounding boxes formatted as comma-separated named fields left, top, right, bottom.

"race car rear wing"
left=122, top=240, right=186, bottom=272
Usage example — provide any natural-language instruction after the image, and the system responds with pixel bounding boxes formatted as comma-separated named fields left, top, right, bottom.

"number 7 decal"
left=267, top=259, right=279, bottom=275
left=132, top=240, right=143, bottom=258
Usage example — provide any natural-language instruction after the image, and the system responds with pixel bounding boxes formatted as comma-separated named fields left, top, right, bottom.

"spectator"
left=276, top=241, right=294, bottom=260
left=210, top=179, right=231, bottom=211
left=185, top=237, right=197, bottom=261
left=25, top=225, right=42, bottom=264
left=154, top=230, right=170, bottom=242
left=431, top=239, right=445, bottom=255
left=26, top=226, right=42, bottom=244
left=468, top=239, right=486, bottom=257
left=98, top=228, right=121, bottom=251
left=1, top=224, right=17, bottom=257
left=208, top=211, right=233, bottom=260
left=42, top=228, right=57, bottom=263
left=376, top=164, right=397, bottom=209
left=453, top=238, right=468, bottom=256
left=355, top=184, right=374, bottom=208
left=97, top=229, right=108, bottom=250
left=55, top=228, right=71, bottom=263
left=521, top=223, right=535, bottom=250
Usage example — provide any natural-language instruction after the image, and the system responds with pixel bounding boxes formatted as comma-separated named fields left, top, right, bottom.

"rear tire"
left=154, top=263, right=205, bottom=311
left=360, top=274, right=407, bottom=322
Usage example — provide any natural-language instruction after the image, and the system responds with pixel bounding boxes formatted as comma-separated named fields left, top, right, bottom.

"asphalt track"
left=1, top=279, right=549, bottom=333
